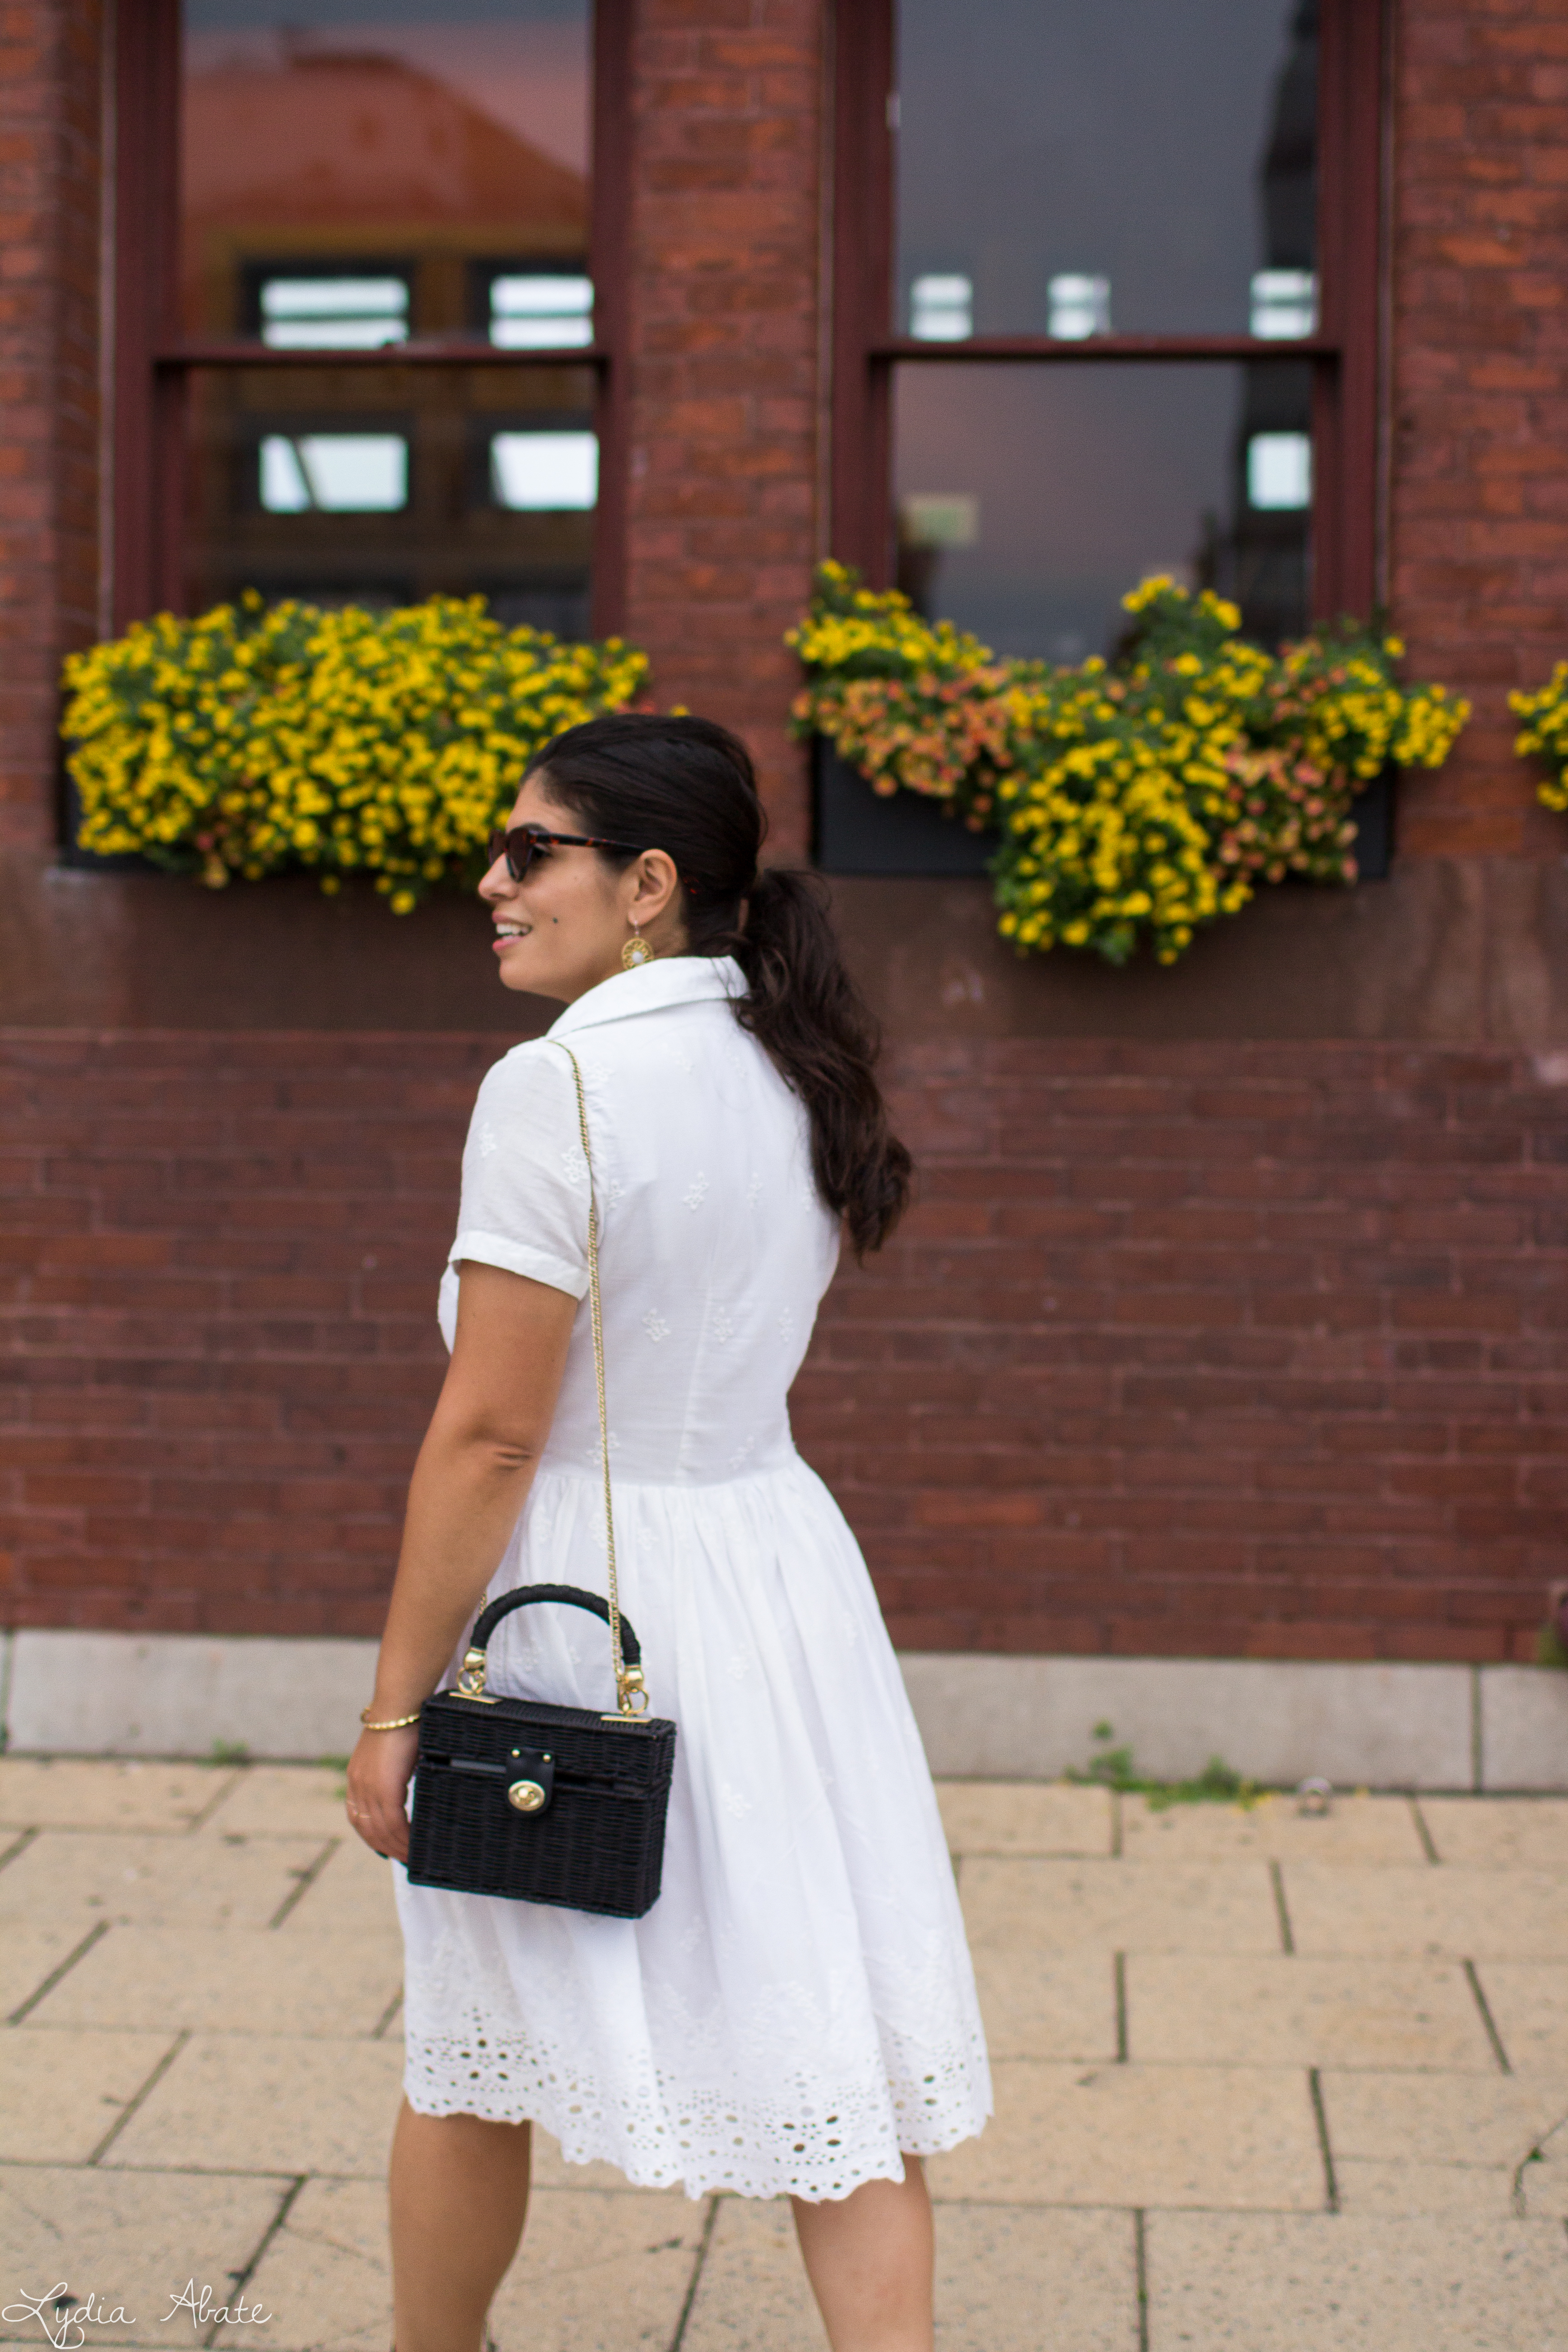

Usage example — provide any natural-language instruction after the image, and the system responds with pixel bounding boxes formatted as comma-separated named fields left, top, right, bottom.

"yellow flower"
left=1514, top=665, right=1568, bottom=818
left=60, top=594, right=649, bottom=910
left=789, top=561, right=1465, bottom=969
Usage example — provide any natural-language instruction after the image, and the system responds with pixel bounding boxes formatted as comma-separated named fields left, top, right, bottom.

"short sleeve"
left=447, top=1043, right=590, bottom=1300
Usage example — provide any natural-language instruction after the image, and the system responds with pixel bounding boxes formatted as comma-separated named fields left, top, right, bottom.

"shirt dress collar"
left=548, top=954, right=745, bottom=1039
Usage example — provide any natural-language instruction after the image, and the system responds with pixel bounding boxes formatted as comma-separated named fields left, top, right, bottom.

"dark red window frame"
left=107, top=0, right=632, bottom=637
left=829, top=0, right=1387, bottom=623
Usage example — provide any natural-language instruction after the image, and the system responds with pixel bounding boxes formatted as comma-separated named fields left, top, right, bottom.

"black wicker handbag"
left=404, top=1045, right=677, bottom=1919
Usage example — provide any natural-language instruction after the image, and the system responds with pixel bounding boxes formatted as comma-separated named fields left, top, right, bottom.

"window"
left=827, top=0, right=1383, bottom=865
left=909, top=274, right=973, bottom=342
left=1047, top=276, right=1111, bottom=343
left=488, top=272, right=595, bottom=349
left=110, top=0, right=629, bottom=636
left=256, top=273, right=412, bottom=350
left=893, top=360, right=1315, bottom=665
left=1251, top=270, right=1318, bottom=340
left=490, top=430, right=599, bottom=511
left=1248, top=431, right=1313, bottom=512
left=259, top=433, right=410, bottom=514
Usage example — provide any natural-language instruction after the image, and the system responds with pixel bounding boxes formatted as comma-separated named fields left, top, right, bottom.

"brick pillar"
left=1392, top=0, right=1568, bottom=858
left=623, top=0, right=824, bottom=859
left=0, top=0, right=103, bottom=853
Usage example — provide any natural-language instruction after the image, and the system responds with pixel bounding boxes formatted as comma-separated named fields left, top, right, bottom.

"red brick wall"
left=0, top=0, right=101, bottom=855
left=623, top=0, right=822, bottom=856
left=4, top=3, right=1568, bottom=1665
left=1392, top=0, right=1568, bottom=858
left=1, top=1032, right=475, bottom=1636
left=5, top=1028, right=1564, bottom=1660
left=799, top=1037, right=1568, bottom=1664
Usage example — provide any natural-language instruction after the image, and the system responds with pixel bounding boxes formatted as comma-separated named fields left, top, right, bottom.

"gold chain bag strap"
left=405, top=1040, right=676, bottom=1916
left=560, top=1041, right=647, bottom=1718
left=449, top=1041, right=649, bottom=1720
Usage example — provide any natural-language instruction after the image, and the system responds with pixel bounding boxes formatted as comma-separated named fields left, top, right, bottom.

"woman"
left=346, top=715, right=991, bottom=2352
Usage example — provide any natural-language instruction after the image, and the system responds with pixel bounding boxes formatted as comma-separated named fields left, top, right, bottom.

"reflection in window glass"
left=181, top=2, right=592, bottom=616
left=259, top=275, right=409, bottom=348
left=1250, top=269, right=1318, bottom=339
left=490, top=431, right=598, bottom=510
left=897, top=0, right=1317, bottom=338
left=490, top=274, right=594, bottom=348
left=1047, top=275, right=1111, bottom=341
left=260, top=433, right=409, bottom=512
left=893, top=362, right=1311, bottom=661
left=909, top=274, right=973, bottom=342
left=899, top=494, right=978, bottom=549
left=1247, top=431, right=1312, bottom=511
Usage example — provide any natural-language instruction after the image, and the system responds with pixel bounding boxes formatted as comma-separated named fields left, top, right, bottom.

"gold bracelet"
left=359, top=1707, right=422, bottom=1731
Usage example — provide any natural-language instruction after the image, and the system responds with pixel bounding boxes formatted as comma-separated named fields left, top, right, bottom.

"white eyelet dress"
left=392, top=953, right=991, bottom=2200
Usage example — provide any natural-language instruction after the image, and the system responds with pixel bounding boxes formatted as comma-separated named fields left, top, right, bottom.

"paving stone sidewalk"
left=1, top=1759, right=1566, bottom=2350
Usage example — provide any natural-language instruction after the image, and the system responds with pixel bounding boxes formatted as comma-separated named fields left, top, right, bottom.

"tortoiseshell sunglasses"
left=486, top=823, right=648, bottom=881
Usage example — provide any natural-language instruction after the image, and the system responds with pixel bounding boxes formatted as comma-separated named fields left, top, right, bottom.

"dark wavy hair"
left=526, top=712, right=911, bottom=1256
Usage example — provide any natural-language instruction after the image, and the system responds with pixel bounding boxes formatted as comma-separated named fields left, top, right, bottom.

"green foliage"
left=1066, top=1724, right=1264, bottom=1810
left=1533, top=1622, right=1568, bottom=1671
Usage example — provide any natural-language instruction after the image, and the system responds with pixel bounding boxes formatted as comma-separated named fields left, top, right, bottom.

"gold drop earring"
left=622, top=917, right=653, bottom=971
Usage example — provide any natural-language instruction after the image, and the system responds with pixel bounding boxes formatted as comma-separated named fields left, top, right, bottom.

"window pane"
left=909, top=274, right=974, bottom=342
left=490, top=430, right=598, bottom=509
left=897, top=0, right=1317, bottom=338
left=259, top=275, right=411, bottom=348
left=181, top=2, right=593, bottom=619
left=893, top=361, right=1311, bottom=659
left=188, top=363, right=595, bottom=633
left=259, top=432, right=410, bottom=510
left=1247, top=430, right=1312, bottom=511
left=489, top=272, right=594, bottom=347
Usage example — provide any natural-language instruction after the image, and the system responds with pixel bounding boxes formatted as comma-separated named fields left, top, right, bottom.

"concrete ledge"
left=1478, top=1663, right=1568, bottom=1791
left=2, top=1629, right=1566, bottom=1788
left=900, top=1652, right=1482, bottom=1789
left=1, top=1629, right=376, bottom=1761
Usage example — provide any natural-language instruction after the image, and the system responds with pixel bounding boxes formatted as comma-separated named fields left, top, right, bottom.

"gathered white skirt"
left=392, top=1453, right=992, bottom=2201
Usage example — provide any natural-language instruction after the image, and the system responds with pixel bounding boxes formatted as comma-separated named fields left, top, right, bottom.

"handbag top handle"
left=453, top=1043, right=652, bottom=1721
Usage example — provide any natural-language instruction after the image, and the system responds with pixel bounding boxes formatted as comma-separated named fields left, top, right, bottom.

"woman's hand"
left=346, top=1724, right=422, bottom=1862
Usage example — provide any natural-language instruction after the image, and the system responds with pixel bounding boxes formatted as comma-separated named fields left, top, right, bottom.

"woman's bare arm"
left=346, top=1260, right=577, bottom=1859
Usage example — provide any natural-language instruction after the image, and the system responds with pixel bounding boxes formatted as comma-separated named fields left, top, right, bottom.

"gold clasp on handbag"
left=456, top=1647, right=498, bottom=1703
left=602, top=1666, right=651, bottom=1725
left=618, top=1666, right=650, bottom=1715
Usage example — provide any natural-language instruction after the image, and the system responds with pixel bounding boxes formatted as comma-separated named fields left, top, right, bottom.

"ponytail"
left=732, top=869, right=912, bottom=1259
left=524, top=713, right=912, bottom=1256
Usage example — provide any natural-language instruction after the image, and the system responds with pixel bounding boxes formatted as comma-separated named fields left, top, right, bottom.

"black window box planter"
left=812, top=737, right=1395, bottom=884
left=812, top=739, right=996, bottom=877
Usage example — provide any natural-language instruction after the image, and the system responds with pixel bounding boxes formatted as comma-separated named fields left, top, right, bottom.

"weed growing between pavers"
left=1067, top=1722, right=1265, bottom=1811
left=1513, top=2109, right=1568, bottom=2215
